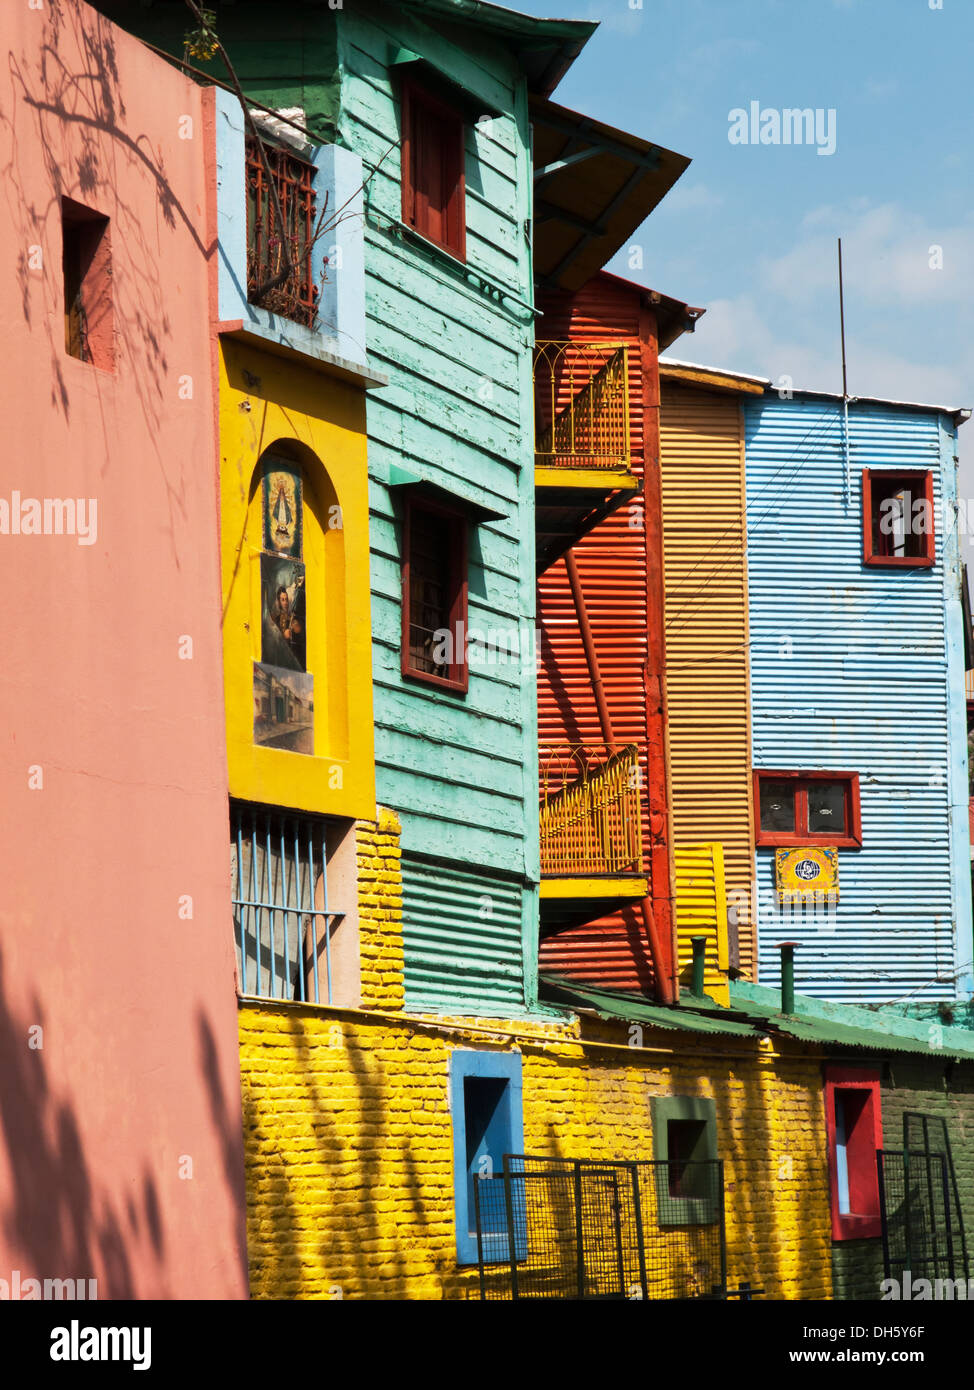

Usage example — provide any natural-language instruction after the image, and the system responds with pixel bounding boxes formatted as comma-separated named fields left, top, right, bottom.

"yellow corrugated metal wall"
left=673, top=843, right=730, bottom=1005
left=661, top=380, right=756, bottom=976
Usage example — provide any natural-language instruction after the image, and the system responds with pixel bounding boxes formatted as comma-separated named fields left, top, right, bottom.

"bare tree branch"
left=183, top=0, right=292, bottom=300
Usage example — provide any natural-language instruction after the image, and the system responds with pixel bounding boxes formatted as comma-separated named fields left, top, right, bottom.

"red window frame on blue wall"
left=862, top=468, right=935, bottom=568
left=754, top=769, right=862, bottom=849
left=824, top=1065, right=883, bottom=1241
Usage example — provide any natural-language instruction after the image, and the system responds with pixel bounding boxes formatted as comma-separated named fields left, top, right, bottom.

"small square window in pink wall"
left=62, top=198, right=114, bottom=372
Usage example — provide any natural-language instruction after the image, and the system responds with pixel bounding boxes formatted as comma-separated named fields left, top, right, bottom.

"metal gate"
left=878, top=1112, right=969, bottom=1288
left=474, top=1154, right=726, bottom=1300
left=878, top=1150, right=962, bottom=1287
left=902, top=1112, right=969, bottom=1281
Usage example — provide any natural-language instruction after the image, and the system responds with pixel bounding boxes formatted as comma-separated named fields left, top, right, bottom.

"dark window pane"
left=871, top=475, right=930, bottom=560
left=409, top=508, right=454, bottom=677
left=808, top=781, right=847, bottom=835
left=667, top=1119, right=709, bottom=1198
left=464, top=1077, right=509, bottom=1235
left=759, top=779, right=796, bottom=833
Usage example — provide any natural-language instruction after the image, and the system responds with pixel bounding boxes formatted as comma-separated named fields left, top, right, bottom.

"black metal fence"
left=902, top=1113, right=969, bottom=1281
left=474, top=1155, right=726, bottom=1300
left=878, top=1149, right=961, bottom=1286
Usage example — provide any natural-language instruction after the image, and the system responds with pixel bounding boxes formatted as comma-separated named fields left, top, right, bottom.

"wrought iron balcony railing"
left=246, top=134, right=319, bottom=329
left=539, top=742, right=642, bottom=877
left=534, top=341, right=631, bottom=471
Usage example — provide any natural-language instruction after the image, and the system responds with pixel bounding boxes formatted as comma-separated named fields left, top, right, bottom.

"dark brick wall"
left=831, top=1057, right=974, bottom=1300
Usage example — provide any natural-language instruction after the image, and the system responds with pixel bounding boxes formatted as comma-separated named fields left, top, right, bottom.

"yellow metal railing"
left=539, top=743, right=642, bottom=876
left=965, top=670, right=974, bottom=700
left=534, top=341, right=631, bottom=470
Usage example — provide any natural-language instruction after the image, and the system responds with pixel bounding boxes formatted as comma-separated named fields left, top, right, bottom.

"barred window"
left=230, top=802, right=342, bottom=1003
left=246, top=134, right=318, bottom=329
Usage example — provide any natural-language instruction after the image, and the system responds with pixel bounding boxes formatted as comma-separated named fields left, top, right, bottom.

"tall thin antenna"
left=838, top=236, right=851, bottom=506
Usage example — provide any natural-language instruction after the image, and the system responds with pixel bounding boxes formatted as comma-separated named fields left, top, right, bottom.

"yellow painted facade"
left=356, top=808, right=405, bottom=1013
left=660, top=376, right=757, bottom=975
left=219, top=335, right=376, bottom=820
left=674, top=842, right=730, bottom=1005
left=239, top=805, right=833, bottom=1300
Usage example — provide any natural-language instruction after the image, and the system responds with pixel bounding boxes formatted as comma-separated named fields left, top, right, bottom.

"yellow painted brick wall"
left=239, top=799, right=831, bottom=1299
left=239, top=1004, right=833, bottom=1300
left=356, top=808, right=404, bottom=1012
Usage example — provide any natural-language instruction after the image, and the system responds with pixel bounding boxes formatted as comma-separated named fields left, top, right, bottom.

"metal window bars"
left=534, top=341, right=631, bottom=470
left=230, top=803, right=343, bottom=1005
left=474, top=1155, right=727, bottom=1300
left=245, top=135, right=319, bottom=329
left=539, top=743, right=642, bottom=877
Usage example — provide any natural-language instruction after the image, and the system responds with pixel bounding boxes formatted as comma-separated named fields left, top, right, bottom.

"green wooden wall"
left=338, top=2, right=540, bottom=1014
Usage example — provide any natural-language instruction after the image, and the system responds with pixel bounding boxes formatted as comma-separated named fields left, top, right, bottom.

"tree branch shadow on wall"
left=238, top=1004, right=447, bottom=1300
left=0, top=1, right=217, bottom=567
left=0, top=943, right=167, bottom=1297
left=528, top=1040, right=828, bottom=1302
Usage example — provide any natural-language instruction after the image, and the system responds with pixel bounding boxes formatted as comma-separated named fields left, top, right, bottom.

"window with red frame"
left=402, top=497, right=468, bottom=692
left=401, top=80, right=466, bottom=260
left=862, top=468, right=935, bottom=567
left=825, top=1067, right=883, bottom=1240
left=754, top=770, right=862, bottom=848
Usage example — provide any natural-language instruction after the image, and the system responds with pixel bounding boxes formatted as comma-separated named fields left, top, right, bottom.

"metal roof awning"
left=532, top=96, right=691, bottom=293
left=390, top=45, right=506, bottom=118
left=534, top=471, right=639, bottom=575
left=387, top=464, right=508, bottom=522
left=660, top=359, right=766, bottom=395
left=718, top=982, right=974, bottom=1063
left=540, top=976, right=760, bottom=1038
left=593, top=271, right=705, bottom=351
left=398, top=0, right=595, bottom=97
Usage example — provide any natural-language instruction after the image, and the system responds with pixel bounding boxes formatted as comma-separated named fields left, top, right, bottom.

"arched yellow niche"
left=219, top=337, right=375, bottom=819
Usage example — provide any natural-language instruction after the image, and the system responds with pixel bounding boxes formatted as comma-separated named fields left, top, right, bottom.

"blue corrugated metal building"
left=744, top=389, right=972, bottom=1003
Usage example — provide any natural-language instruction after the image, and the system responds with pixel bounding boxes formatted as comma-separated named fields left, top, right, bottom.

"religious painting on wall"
left=261, top=554, right=307, bottom=673
left=263, top=460, right=302, bottom=558
left=254, top=457, right=313, bottom=755
left=253, top=662, right=314, bottom=756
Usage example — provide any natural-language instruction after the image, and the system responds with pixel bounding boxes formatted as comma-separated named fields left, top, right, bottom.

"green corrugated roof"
left=723, top=981, right=974, bottom=1062
left=540, top=975, right=974, bottom=1062
left=539, top=977, right=760, bottom=1039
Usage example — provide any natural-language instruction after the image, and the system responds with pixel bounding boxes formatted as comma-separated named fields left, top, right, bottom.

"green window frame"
left=651, top=1095, right=720, bottom=1226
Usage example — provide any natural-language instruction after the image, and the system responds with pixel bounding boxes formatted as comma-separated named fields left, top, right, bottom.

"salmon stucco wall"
left=239, top=809, right=832, bottom=1299
left=0, top=1, right=247, bottom=1296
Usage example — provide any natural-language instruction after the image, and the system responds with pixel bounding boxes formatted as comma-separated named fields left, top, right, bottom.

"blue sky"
left=518, top=0, right=974, bottom=525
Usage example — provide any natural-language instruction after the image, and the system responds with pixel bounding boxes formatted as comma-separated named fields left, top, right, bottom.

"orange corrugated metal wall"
left=659, top=380, right=756, bottom=975
left=536, top=275, right=674, bottom=993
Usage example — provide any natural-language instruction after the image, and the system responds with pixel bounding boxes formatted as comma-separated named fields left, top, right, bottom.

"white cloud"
left=659, top=182, right=724, bottom=213
left=757, top=201, right=974, bottom=308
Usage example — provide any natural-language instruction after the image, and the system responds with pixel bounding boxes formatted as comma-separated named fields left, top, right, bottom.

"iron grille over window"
left=230, top=802, right=342, bottom=1004
left=245, top=135, right=318, bottom=329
